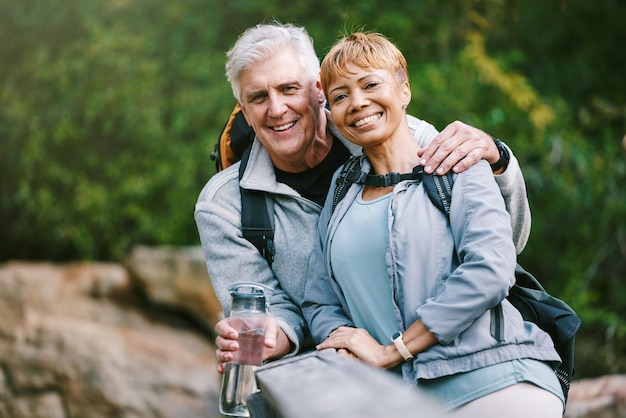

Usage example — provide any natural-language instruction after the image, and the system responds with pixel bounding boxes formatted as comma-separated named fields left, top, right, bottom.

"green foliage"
left=0, top=0, right=624, bottom=376
left=0, top=0, right=230, bottom=259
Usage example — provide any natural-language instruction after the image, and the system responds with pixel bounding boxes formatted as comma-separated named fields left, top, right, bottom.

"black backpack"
left=210, top=104, right=256, bottom=172
left=332, top=156, right=580, bottom=405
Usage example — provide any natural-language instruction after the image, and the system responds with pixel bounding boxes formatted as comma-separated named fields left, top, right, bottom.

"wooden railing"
left=247, top=349, right=447, bottom=418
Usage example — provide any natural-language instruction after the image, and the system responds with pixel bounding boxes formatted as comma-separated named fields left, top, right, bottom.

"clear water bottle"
left=219, top=283, right=269, bottom=417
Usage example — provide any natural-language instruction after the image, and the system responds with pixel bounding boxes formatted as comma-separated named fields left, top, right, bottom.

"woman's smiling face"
left=326, top=63, right=411, bottom=149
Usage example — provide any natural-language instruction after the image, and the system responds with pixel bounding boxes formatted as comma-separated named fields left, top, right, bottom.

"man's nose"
left=267, top=95, right=287, bottom=118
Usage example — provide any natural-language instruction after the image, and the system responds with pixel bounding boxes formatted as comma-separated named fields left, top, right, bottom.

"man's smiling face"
left=238, top=47, right=324, bottom=170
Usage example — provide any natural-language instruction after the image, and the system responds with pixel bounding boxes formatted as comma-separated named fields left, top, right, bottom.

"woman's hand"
left=316, top=326, right=402, bottom=369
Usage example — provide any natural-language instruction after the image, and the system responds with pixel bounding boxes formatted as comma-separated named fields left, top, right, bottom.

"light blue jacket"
left=302, top=157, right=560, bottom=381
left=195, top=113, right=531, bottom=356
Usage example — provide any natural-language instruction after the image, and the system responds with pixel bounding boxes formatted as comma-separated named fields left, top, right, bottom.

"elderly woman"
left=302, top=32, right=564, bottom=417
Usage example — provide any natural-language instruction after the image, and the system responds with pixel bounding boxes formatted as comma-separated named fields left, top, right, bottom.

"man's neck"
left=275, top=133, right=351, bottom=206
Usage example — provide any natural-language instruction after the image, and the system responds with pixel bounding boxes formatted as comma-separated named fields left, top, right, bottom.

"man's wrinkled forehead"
left=239, top=52, right=313, bottom=99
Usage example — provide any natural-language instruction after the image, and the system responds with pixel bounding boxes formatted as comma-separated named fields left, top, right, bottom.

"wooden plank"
left=254, top=350, right=447, bottom=418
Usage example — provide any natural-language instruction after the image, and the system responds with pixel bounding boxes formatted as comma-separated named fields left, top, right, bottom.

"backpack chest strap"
left=350, top=164, right=425, bottom=188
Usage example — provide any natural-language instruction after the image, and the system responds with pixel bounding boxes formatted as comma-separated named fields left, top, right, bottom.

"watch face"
left=392, top=332, right=401, bottom=340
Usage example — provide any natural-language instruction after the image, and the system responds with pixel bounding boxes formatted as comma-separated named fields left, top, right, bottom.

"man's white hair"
left=225, top=22, right=320, bottom=102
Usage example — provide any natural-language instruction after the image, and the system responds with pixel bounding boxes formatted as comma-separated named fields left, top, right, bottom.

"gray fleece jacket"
left=194, top=113, right=531, bottom=354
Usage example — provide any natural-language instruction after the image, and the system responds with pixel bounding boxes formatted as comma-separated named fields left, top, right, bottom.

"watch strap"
left=392, top=332, right=414, bottom=361
left=490, top=138, right=510, bottom=172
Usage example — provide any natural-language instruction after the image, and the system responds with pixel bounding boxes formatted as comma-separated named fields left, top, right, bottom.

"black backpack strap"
left=239, top=146, right=275, bottom=266
left=422, top=171, right=455, bottom=217
left=333, top=157, right=438, bottom=212
left=331, top=156, right=364, bottom=212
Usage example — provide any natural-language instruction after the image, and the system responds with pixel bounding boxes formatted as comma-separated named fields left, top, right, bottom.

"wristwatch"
left=392, top=332, right=414, bottom=361
left=490, top=139, right=510, bottom=172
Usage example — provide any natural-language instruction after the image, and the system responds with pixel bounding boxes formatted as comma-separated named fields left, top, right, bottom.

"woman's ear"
left=401, top=81, right=412, bottom=109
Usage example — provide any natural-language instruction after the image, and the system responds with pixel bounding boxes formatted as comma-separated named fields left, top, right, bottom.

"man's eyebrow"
left=244, top=79, right=304, bottom=101
left=277, top=80, right=302, bottom=89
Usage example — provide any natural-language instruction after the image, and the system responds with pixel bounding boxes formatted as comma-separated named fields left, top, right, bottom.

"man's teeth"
left=273, top=122, right=296, bottom=131
left=355, top=114, right=381, bottom=127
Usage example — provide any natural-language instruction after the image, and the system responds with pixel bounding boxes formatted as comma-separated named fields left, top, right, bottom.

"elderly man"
left=194, top=22, right=530, bottom=373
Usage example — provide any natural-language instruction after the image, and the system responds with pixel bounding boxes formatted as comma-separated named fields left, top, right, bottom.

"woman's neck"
left=364, top=126, right=421, bottom=175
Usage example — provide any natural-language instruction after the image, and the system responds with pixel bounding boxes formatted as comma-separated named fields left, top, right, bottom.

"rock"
left=0, top=261, right=222, bottom=418
left=1, top=247, right=625, bottom=418
left=565, top=375, right=626, bottom=418
left=124, top=245, right=223, bottom=329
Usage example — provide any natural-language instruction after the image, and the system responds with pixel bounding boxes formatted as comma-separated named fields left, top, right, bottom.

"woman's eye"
left=365, top=82, right=379, bottom=89
left=332, top=94, right=347, bottom=103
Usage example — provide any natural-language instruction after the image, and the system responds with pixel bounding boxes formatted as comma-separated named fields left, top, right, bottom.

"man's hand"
left=214, top=316, right=291, bottom=374
left=418, top=121, right=501, bottom=175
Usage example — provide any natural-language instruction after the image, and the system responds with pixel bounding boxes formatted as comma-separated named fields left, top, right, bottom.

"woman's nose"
left=349, top=90, right=368, bottom=112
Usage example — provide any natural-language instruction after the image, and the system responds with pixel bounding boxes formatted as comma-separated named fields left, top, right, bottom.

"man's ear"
left=316, top=79, right=326, bottom=104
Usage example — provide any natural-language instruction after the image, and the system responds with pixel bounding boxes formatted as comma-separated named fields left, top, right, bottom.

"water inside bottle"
left=219, top=362, right=258, bottom=417
left=233, top=328, right=265, bottom=366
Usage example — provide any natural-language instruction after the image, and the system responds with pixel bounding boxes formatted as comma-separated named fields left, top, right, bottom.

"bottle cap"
left=229, top=283, right=268, bottom=312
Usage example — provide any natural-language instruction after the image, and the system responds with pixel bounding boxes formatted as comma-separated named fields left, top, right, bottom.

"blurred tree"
left=0, top=0, right=231, bottom=259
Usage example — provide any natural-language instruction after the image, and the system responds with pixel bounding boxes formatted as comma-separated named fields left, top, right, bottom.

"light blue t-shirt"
left=330, top=192, right=399, bottom=345
left=417, top=358, right=565, bottom=411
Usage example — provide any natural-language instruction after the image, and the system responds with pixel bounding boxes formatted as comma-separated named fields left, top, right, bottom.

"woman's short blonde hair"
left=320, top=32, right=408, bottom=99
